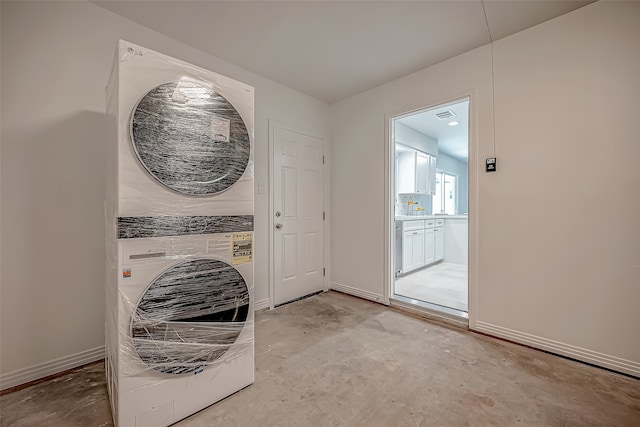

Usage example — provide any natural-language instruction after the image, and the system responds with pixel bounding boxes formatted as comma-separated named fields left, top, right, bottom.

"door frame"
left=383, top=90, right=479, bottom=328
left=268, top=120, right=330, bottom=310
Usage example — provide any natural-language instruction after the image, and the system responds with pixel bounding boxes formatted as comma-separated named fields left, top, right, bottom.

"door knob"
left=275, top=211, right=281, bottom=217
left=275, top=223, right=283, bottom=230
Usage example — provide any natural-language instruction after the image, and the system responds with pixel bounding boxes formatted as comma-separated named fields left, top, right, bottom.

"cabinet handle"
left=413, top=232, right=418, bottom=235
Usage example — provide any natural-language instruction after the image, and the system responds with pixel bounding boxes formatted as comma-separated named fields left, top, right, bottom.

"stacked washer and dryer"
left=105, top=40, right=254, bottom=427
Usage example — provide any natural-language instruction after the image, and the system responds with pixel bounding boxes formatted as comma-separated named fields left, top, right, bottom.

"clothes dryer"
left=110, top=40, right=254, bottom=217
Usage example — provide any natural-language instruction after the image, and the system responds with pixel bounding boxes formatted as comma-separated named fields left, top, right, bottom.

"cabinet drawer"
left=403, top=220, right=424, bottom=231
left=435, top=218, right=445, bottom=227
left=424, top=220, right=435, bottom=229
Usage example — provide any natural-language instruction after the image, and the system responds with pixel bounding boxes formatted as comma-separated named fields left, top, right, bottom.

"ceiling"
left=397, top=99, right=470, bottom=162
left=92, top=1, right=594, bottom=104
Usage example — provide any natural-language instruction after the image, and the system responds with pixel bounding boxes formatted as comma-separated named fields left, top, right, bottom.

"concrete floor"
left=395, top=262, right=468, bottom=312
left=1, top=291, right=639, bottom=426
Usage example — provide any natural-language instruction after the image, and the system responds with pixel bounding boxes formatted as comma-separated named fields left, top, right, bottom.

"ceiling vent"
left=435, top=110, right=456, bottom=120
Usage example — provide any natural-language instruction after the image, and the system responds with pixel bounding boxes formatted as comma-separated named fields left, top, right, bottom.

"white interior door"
left=273, top=126, right=324, bottom=306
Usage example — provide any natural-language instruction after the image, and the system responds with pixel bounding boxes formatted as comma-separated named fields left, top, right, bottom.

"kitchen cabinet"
left=399, top=218, right=447, bottom=275
left=434, top=226, right=444, bottom=261
left=400, top=220, right=424, bottom=273
left=424, top=227, right=435, bottom=265
left=397, top=145, right=436, bottom=195
left=402, top=228, right=425, bottom=272
left=397, top=149, right=415, bottom=194
left=423, top=218, right=443, bottom=265
left=415, top=152, right=430, bottom=193
left=429, top=155, right=437, bottom=195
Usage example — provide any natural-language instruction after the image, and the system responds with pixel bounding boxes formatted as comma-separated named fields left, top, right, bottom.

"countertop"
left=395, top=215, right=468, bottom=221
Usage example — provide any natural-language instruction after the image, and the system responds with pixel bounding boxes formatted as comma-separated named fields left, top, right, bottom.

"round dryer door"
left=131, top=258, right=250, bottom=375
left=131, top=81, right=251, bottom=195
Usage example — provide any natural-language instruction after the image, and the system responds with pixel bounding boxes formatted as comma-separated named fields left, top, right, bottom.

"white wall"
left=330, top=38, right=493, bottom=303
left=395, top=122, right=438, bottom=156
left=331, top=1, right=640, bottom=376
left=0, top=0, right=330, bottom=385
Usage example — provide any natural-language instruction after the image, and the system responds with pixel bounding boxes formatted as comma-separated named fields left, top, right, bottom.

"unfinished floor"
left=1, top=291, right=638, bottom=426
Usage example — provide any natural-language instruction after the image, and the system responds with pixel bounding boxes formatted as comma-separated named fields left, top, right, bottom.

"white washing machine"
left=108, top=39, right=254, bottom=218
left=107, top=231, right=254, bottom=427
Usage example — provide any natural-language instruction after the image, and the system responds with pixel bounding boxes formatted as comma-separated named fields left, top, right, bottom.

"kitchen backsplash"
left=396, top=194, right=432, bottom=216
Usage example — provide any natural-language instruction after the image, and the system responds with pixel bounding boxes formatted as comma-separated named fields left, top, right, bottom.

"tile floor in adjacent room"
left=394, top=262, right=468, bottom=312
left=1, top=291, right=639, bottom=426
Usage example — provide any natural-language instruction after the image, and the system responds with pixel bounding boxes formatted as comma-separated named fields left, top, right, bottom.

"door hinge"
left=323, top=268, right=326, bottom=277
left=323, top=211, right=326, bottom=220
left=323, top=155, right=325, bottom=164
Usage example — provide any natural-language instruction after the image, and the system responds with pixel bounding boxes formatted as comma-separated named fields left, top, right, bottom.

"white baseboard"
left=254, top=298, right=270, bottom=312
left=0, top=346, right=105, bottom=391
left=330, top=282, right=385, bottom=304
left=474, top=321, right=640, bottom=377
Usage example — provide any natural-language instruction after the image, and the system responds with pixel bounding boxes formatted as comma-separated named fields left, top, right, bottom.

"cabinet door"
left=397, top=151, right=416, bottom=193
left=434, top=226, right=444, bottom=261
left=415, top=152, right=430, bottom=193
left=424, top=228, right=435, bottom=265
left=429, top=155, right=437, bottom=195
left=402, top=231, right=414, bottom=271
left=412, top=229, right=425, bottom=268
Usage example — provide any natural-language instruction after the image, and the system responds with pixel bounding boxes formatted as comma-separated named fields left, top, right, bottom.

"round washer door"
left=131, top=258, right=250, bottom=375
left=131, top=81, right=251, bottom=196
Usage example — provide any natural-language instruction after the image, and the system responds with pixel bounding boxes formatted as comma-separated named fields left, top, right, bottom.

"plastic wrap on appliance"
left=104, top=220, right=120, bottom=415
left=115, top=191, right=255, bottom=219
left=106, top=40, right=256, bottom=412
left=114, top=40, right=255, bottom=218
left=117, top=215, right=253, bottom=239
left=131, top=80, right=250, bottom=196
left=119, top=258, right=253, bottom=377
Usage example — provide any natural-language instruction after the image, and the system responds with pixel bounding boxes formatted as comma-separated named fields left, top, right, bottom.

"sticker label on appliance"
left=210, top=116, right=230, bottom=142
left=123, top=268, right=131, bottom=279
left=232, top=232, right=253, bottom=265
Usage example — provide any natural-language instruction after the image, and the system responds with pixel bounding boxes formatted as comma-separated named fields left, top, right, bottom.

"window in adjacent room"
left=432, top=170, right=457, bottom=215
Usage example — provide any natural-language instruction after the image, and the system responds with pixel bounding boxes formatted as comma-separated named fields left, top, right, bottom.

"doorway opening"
left=390, top=98, right=469, bottom=319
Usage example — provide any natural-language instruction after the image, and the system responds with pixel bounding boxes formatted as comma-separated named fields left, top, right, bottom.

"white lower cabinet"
left=411, top=230, right=425, bottom=269
left=402, top=228, right=425, bottom=272
left=434, top=227, right=444, bottom=261
left=400, top=218, right=446, bottom=274
left=424, top=227, right=435, bottom=265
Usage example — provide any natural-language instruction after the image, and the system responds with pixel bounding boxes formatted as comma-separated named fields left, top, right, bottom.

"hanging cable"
left=481, top=0, right=497, bottom=157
